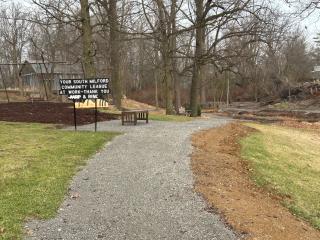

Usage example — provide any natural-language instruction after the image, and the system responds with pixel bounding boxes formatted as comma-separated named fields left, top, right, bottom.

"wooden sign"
left=59, top=78, right=110, bottom=100
left=58, top=77, right=110, bottom=132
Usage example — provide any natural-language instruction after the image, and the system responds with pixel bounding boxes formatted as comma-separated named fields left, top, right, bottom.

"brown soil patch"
left=121, top=98, right=158, bottom=110
left=277, top=120, right=320, bottom=131
left=192, top=123, right=320, bottom=240
left=0, top=102, right=116, bottom=125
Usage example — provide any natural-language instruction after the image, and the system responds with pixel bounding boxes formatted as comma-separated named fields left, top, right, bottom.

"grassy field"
left=0, top=122, right=118, bottom=239
left=240, top=123, right=320, bottom=229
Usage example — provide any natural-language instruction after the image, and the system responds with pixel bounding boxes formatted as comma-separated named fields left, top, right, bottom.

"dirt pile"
left=0, top=102, right=116, bottom=125
left=280, top=81, right=320, bottom=100
left=192, top=123, right=320, bottom=240
left=121, top=98, right=157, bottom=110
left=218, top=99, right=320, bottom=123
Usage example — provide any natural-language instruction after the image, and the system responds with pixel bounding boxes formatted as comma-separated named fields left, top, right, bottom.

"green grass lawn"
left=149, top=114, right=192, bottom=122
left=0, top=122, right=118, bottom=240
left=240, top=123, right=320, bottom=229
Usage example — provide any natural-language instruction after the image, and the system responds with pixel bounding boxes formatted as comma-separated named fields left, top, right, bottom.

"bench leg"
left=134, top=113, right=137, bottom=125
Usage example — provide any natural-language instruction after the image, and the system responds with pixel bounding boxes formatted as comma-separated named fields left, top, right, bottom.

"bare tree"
left=0, top=3, right=31, bottom=93
left=0, top=0, right=308, bottom=112
left=80, top=0, right=96, bottom=78
left=32, top=0, right=96, bottom=78
left=139, top=0, right=184, bottom=114
left=97, top=0, right=122, bottom=108
left=285, top=0, right=320, bottom=15
left=188, top=0, right=262, bottom=116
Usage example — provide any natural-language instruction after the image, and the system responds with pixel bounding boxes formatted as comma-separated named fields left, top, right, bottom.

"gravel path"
left=25, top=116, right=237, bottom=240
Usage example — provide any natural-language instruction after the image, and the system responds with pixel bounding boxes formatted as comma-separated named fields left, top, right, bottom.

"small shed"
left=19, top=60, right=83, bottom=93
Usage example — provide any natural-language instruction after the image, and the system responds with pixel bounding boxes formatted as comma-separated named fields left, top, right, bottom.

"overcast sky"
left=9, top=0, right=320, bottom=45
left=275, top=1, right=320, bottom=45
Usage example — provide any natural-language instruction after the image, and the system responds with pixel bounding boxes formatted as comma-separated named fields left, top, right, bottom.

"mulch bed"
left=0, top=102, right=118, bottom=125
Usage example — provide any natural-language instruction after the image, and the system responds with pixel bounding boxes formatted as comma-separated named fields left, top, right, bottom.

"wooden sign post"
left=59, top=78, right=110, bottom=131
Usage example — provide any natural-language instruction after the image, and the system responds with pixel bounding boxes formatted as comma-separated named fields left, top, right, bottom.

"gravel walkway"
left=25, top=116, right=237, bottom=240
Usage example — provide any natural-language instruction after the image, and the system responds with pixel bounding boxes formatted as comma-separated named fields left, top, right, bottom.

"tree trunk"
left=80, top=0, right=96, bottom=78
left=174, top=75, right=181, bottom=113
left=12, top=45, right=22, bottom=95
left=170, top=0, right=180, bottom=114
left=138, top=31, right=144, bottom=90
left=155, top=76, right=159, bottom=109
left=155, top=0, right=175, bottom=115
left=154, top=41, right=160, bottom=109
left=190, top=65, right=200, bottom=116
left=200, top=74, right=206, bottom=105
left=200, top=64, right=207, bottom=105
left=162, top=48, right=175, bottom=115
left=190, top=0, right=205, bottom=117
left=107, top=0, right=122, bottom=109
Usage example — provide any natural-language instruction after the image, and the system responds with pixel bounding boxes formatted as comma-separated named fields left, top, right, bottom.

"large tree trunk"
left=190, top=65, right=200, bottom=116
left=154, top=40, right=160, bottom=109
left=162, top=47, right=175, bottom=115
left=200, top=65, right=206, bottom=105
left=107, top=0, right=122, bottom=109
left=174, top=75, right=181, bottom=113
left=155, top=0, right=175, bottom=115
left=138, top=33, right=145, bottom=90
left=170, top=0, right=180, bottom=114
left=80, top=0, right=96, bottom=78
left=190, top=0, right=205, bottom=117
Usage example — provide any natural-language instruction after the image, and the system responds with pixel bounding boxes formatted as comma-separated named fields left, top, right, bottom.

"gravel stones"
left=25, top=116, right=236, bottom=240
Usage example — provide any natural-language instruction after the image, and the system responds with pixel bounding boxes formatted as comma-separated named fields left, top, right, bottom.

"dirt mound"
left=281, top=81, right=320, bottom=100
left=106, top=98, right=164, bottom=114
left=0, top=102, right=116, bottom=125
left=121, top=98, right=159, bottom=110
left=219, top=100, right=320, bottom=123
left=192, top=123, right=320, bottom=240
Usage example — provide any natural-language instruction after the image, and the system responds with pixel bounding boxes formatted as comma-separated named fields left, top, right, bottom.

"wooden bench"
left=185, top=109, right=192, bottom=116
left=28, top=93, right=44, bottom=103
left=121, top=110, right=149, bottom=125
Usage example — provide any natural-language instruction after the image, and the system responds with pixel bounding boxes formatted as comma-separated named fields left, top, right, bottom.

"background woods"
left=0, top=0, right=317, bottom=115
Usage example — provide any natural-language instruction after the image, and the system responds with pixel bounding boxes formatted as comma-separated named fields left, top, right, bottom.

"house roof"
left=20, top=60, right=83, bottom=75
left=32, top=63, right=53, bottom=73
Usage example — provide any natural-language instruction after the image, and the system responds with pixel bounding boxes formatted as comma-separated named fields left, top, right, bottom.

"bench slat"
left=121, top=110, right=149, bottom=125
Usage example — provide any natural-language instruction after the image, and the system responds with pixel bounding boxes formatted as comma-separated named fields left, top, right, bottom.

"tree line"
left=0, top=0, right=318, bottom=115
